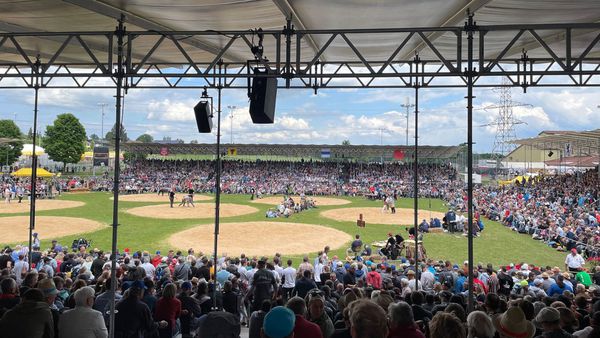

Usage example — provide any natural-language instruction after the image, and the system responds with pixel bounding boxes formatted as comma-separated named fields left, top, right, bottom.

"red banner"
left=393, top=149, right=405, bottom=160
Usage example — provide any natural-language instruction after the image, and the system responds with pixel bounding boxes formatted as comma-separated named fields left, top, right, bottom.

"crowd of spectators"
left=2, top=242, right=600, bottom=338
left=474, top=170, right=600, bottom=256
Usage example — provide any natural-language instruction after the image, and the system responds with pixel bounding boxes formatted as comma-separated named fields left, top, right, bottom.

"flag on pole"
left=393, top=149, right=405, bottom=160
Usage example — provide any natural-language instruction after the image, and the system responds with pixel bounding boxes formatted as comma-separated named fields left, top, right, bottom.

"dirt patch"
left=113, top=194, right=212, bottom=203
left=126, top=203, right=258, bottom=219
left=251, top=195, right=351, bottom=206
left=168, top=221, right=351, bottom=256
left=0, top=216, right=106, bottom=244
left=0, top=200, right=84, bottom=214
left=321, top=207, right=445, bottom=225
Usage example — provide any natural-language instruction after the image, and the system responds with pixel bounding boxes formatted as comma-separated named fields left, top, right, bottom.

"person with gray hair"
left=466, top=311, right=495, bottom=338
left=58, top=286, right=108, bottom=338
left=388, top=301, right=425, bottom=338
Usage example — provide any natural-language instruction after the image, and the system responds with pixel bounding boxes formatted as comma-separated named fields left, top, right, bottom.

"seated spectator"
left=58, top=286, right=108, bottom=338
left=262, top=306, right=296, bottom=338
left=349, top=299, right=388, bottom=338
left=535, top=307, right=572, bottom=338
left=0, top=288, right=54, bottom=338
left=493, top=306, right=535, bottom=338
left=249, top=299, right=271, bottom=338
left=286, top=296, right=323, bottom=338
left=388, top=301, right=425, bottom=338
left=467, top=310, right=495, bottom=338
left=430, top=312, right=465, bottom=338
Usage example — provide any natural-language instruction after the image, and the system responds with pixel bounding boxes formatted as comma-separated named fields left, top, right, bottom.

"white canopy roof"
left=1, top=0, right=600, bottom=65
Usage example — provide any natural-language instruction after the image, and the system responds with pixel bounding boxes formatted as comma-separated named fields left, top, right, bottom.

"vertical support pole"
left=109, top=16, right=125, bottom=338
left=465, top=11, right=477, bottom=313
left=284, top=17, right=293, bottom=88
left=28, top=57, right=41, bottom=270
left=413, top=83, right=420, bottom=290
left=213, top=62, right=223, bottom=310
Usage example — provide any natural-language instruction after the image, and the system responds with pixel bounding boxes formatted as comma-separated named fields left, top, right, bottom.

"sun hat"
left=535, top=307, right=560, bottom=325
left=541, top=272, right=549, bottom=278
left=263, top=306, right=295, bottom=338
left=38, top=278, right=58, bottom=297
left=493, top=307, right=535, bottom=338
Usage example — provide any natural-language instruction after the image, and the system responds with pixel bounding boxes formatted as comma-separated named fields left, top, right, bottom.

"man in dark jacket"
left=294, top=270, right=318, bottom=300
left=0, top=288, right=54, bottom=338
left=114, top=281, right=167, bottom=338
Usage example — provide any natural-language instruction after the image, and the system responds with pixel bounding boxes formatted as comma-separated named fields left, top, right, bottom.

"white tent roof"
left=1, top=0, right=600, bottom=64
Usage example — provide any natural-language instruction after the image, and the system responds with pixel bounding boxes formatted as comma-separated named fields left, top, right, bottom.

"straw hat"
left=493, top=307, right=535, bottom=338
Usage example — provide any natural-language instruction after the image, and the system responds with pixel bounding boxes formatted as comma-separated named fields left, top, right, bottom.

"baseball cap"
left=263, top=306, right=295, bottom=338
left=38, top=278, right=58, bottom=297
left=520, top=280, right=528, bottom=287
left=571, top=248, right=578, bottom=253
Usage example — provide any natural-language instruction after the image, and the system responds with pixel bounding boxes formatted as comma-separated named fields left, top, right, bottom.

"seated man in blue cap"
left=262, top=306, right=296, bottom=338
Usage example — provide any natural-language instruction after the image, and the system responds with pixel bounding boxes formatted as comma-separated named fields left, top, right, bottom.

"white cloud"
left=146, top=99, right=197, bottom=122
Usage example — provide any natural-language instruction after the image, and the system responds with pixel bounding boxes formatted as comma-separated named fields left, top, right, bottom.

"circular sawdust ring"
left=112, top=194, right=212, bottom=203
left=125, top=203, right=258, bottom=219
left=251, top=195, right=351, bottom=206
left=321, top=207, right=445, bottom=225
left=0, top=216, right=106, bottom=244
left=0, top=199, right=84, bottom=214
left=168, top=221, right=352, bottom=256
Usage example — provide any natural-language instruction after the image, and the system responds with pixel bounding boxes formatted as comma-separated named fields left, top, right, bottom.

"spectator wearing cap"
left=286, top=296, right=323, bottom=338
left=58, top=286, right=107, bottom=338
left=388, top=301, right=425, bottom=338
left=114, top=280, right=167, bottom=337
left=535, top=307, right=571, bottom=338
left=493, top=306, right=535, bottom=338
left=262, top=306, right=296, bottom=338
left=566, top=249, right=585, bottom=273
left=541, top=272, right=556, bottom=292
left=177, top=280, right=202, bottom=334
left=307, top=289, right=335, bottom=338
left=0, top=288, right=54, bottom=338
left=349, top=299, right=388, bottom=338
left=38, top=277, right=61, bottom=336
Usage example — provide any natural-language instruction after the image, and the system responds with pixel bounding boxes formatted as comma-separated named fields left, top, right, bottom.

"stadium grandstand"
left=122, top=142, right=461, bottom=163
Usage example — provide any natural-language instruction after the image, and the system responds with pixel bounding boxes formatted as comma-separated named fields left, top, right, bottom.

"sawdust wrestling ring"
left=125, top=203, right=259, bottom=219
left=0, top=199, right=84, bottom=214
left=113, top=194, right=212, bottom=203
left=321, top=207, right=445, bottom=225
left=0, top=216, right=106, bottom=244
left=251, top=195, right=351, bottom=206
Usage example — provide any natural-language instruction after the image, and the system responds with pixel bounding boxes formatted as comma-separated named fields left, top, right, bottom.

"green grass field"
left=0, top=192, right=567, bottom=268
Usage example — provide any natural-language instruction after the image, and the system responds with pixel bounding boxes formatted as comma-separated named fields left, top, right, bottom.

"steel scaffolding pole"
left=465, top=12, right=476, bottom=313
left=212, top=68, right=223, bottom=310
left=413, top=83, right=420, bottom=291
left=27, top=57, right=41, bottom=270
left=108, top=16, right=125, bottom=338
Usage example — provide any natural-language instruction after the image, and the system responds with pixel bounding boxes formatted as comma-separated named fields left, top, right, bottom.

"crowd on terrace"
left=1, top=241, right=600, bottom=338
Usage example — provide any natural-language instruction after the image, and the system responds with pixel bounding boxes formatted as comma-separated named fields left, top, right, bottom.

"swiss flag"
left=393, top=149, right=405, bottom=160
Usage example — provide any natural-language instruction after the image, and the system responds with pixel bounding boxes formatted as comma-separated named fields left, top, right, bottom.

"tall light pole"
left=98, top=103, right=108, bottom=141
left=227, top=105, right=236, bottom=144
left=400, top=97, right=415, bottom=146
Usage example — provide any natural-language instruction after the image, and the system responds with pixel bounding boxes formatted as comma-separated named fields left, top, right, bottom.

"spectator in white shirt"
left=565, top=248, right=585, bottom=272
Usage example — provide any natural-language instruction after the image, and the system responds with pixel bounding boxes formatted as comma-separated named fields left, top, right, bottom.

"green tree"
left=190, top=139, right=198, bottom=144
left=342, top=139, right=351, bottom=146
left=105, top=123, right=129, bottom=145
left=0, top=120, right=23, bottom=166
left=135, top=133, right=154, bottom=143
left=42, top=113, right=86, bottom=170
left=89, top=134, right=100, bottom=142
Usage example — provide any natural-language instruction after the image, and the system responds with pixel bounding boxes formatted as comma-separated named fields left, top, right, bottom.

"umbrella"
left=11, top=167, right=54, bottom=177
left=21, top=144, right=44, bottom=156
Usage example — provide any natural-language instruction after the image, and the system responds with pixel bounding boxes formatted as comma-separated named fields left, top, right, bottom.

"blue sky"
left=0, top=80, right=598, bottom=153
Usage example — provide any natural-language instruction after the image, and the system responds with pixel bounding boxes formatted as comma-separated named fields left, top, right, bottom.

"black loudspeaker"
left=194, top=101, right=212, bottom=133
left=548, top=151, right=554, bottom=157
left=249, top=68, right=277, bottom=123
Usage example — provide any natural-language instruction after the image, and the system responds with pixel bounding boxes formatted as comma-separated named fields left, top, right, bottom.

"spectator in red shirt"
left=154, top=283, right=181, bottom=336
left=473, top=271, right=488, bottom=294
left=366, top=265, right=382, bottom=289
left=286, top=296, right=323, bottom=338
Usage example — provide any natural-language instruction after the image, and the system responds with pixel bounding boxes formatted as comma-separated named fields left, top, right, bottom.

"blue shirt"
left=455, top=276, right=466, bottom=293
left=547, top=283, right=573, bottom=297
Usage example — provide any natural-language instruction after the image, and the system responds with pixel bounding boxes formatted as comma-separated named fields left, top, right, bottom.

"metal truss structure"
left=1, top=19, right=600, bottom=90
